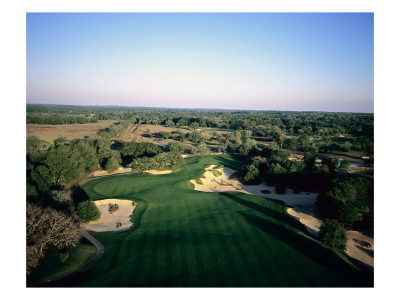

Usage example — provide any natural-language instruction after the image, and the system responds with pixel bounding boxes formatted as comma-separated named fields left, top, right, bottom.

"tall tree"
left=26, top=203, right=81, bottom=274
left=318, top=219, right=347, bottom=251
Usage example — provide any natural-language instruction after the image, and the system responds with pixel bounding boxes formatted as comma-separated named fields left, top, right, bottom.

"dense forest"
left=26, top=104, right=374, bottom=275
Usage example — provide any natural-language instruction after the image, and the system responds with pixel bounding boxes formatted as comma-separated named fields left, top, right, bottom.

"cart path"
left=78, top=229, right=105, bottom=272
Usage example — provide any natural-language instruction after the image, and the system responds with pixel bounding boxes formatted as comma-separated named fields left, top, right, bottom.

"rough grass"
left=65, top=155, right=370, bottom=287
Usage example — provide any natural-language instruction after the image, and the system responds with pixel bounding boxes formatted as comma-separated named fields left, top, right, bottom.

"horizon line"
left=26, top=102, right=374, bottom=114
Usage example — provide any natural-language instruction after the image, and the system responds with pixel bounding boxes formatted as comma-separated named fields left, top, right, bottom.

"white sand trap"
left=345, top=230, right=374, bottom=270
left=93, top=167, right=132, bottom=177
left=81, top=199, right=136, bottom=232
left=144, top=169, right=173, bottom=175
left=190, top=165, right=321, bottom=236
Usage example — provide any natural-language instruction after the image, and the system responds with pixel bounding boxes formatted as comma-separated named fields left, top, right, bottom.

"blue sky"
left=26, top=13, right=373, bottom=112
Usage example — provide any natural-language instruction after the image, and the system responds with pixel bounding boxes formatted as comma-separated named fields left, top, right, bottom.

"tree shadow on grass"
left=71, top=184, right=90, bottom=206
left=214, top=155, right=249, bottom=170
left=222, top=192, right=308, bottom=234
left=238, top=211, right=370, bottom=287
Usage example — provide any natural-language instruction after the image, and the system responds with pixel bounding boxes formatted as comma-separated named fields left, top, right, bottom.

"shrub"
left=77, top=200, right=100, bottom=223
left=319, top=219, right=347, bottom=251
left=105, top=156, right=120, bottom=172
left=243, top=163, right=260, bottom=184
left=59, top=250, right=70, bottom=263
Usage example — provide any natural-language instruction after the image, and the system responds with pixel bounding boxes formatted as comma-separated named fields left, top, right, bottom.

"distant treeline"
left=27, top=104, right=373, bottom=138
left=27, top=113, right=99, bottom=125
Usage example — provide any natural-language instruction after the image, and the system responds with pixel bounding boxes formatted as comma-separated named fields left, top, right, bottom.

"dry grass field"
left=26, top=120, right=116, bottom=143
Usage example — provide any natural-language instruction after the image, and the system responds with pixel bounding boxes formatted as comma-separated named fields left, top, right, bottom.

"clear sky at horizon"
left=26, top=13, right=374, bottom=113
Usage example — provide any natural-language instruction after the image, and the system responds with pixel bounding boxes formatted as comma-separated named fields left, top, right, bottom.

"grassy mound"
left=65, top=155, right=370, bottom=287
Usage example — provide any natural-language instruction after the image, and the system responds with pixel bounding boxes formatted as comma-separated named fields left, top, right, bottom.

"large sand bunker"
left=144, top=169, right=173, bottom=175
left=92, top=167, right=132, bottom=177
left=345, top=230, right=374, bottom=270
left=81, top=199, right=136, bottom=232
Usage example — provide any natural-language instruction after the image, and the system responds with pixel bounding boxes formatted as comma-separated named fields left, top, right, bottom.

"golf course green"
left=72, top=155, right=369, bottom=287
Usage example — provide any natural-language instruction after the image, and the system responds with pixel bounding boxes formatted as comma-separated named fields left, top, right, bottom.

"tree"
left=338, top=159, right=351, bottom=173
left=271, top=126, right=286, bottom=149
left=327, top=179, right=357, bottom=203
left=105, top=156, right=120, bottom=172
left=243, top=163, right=260, bottom=184
left=336, top=201, right=362, bottom=228
left=76, top=200, right=101, bottom=223
left=26, top=136, right=51, bottom=155
left=238, top=139, right=257, bottom=155
left=54, top=137, right=68, bottom=146
left=44, top=145, right=85, bottom=186
left=196, top=142, right=210, bottom=156
left=165, top=119, right=175, bottom=127
left=320, top=157, right=339, bottom=175
left=190, top=122, right=199, bottom=130
left=26, top=203, right=81, bottom=274
left=318, top=219, right=347, bottom=251
left=168, top=142, right=185, bottom=154
left=303, top=153, right=317, bottom=174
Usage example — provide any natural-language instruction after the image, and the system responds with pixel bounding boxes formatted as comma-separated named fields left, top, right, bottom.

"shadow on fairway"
left=238, top=211, right=370, bottom=287
left=222, top=192, right=308, bottom=234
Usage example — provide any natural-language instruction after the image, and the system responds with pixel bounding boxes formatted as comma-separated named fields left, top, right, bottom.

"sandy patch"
left=81, top=199, right=136, bottom=232
left=348, top=166, right=373, bottom=173
left=190, top=165, right=321, bottom=236
left=345, top=230, right=374, bottom=270
left=92, top=167, right=132, bottom=177
left=144, top=169, right=173, bottom=175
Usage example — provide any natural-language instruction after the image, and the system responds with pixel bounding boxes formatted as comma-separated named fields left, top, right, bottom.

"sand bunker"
left=93, top=167, right=132, bottom=177
left=190, top=165, right=321, bottom=237
left=144, top=169, right=173, bottom=175
left=345, top=230, right=374, bottom=270
left=81, top=199, right=136, bottom=232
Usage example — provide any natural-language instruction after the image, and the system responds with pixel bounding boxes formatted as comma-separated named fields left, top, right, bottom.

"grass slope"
left=70, top=155, right=369, bottom=287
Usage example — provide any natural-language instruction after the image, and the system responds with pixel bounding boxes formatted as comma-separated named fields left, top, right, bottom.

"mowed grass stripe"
left=176, top=196, right=190, bottom=287
left=215, top=195, right=272, bottom=286
left=182, top=195, right=209, bottom=287
left=180, top=197, right=200, bottom=287
left=194, top=196, right=227, bottom=287
left=145, top=205, right=163, bottom=286
left=214, top=193, right=274, bottom=287
left=200, top=194, right=245, bottom=287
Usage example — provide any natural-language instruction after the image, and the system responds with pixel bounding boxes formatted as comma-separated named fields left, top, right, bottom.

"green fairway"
left=74, top=155, right=369, bottom=287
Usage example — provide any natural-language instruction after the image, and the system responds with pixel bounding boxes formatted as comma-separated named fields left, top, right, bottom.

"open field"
left=48, top=154, right=371, bottom=287
left=26, top=120, right=116, bottom=143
